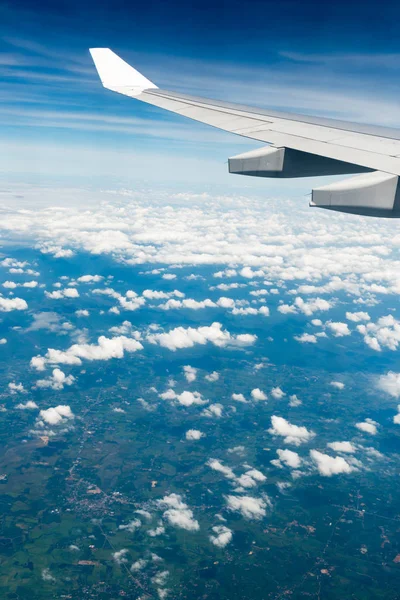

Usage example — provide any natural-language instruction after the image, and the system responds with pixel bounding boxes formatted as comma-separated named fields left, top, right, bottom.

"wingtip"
left=89, top=48, right=157, bottom=95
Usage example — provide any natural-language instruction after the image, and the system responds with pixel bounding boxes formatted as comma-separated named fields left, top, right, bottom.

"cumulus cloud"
left=0, top=296, right=28, bottom=312
left=77, top=275, right=103, bottom=283
left=205, top=371, right=219, bottom=382
left=75, top=309, right=89, bottom=317
left=8, top=382, right=26, bottom=394
left=185, top=429, right=204, bottom=440
left=394, top=406, right=400, bottom=425
left=156, top=493, right=199, bottom=532
left=183, top=365, right=197, bottom=382
left=225, top=495, right=268, bottom=520
left=271, top=387, right=285, bottom=399
left=355, top=419, right=378, bottom=435
left=326, top=321, right=351, bottom=337
left=346, top=311, right=370, bottom=322
left=327, top=441, right=356, bottom=453
left=143, top=289, right=184, bottom=299
left=39, top=404, right=74, bottom=426
left=294, top=333, right=317, bottom=343
left=118, top=519, right=141, bottom=533
left=278, top=297, right=332, bottom=316
left=310, top=450, right=354, bottom=476
left=147, top=523, right=166, bottom=537
left=207, top=459, right=266, bottom=491
left=202, top=403, right=223, bottom=418
left=112, top=548, right=129, bottom=565
left=289, top=394, right=302, bottom=407
left=147, top=322, right=256, bottom=351
left=207, top=459, right=236, bottom=480
left=268, top=416, right=315, bottom=446
left=160, top=389, right=207, bottom=407
left=356, top=315, right=400, bottom=352
left=16, top=400, right=38, bottom=410
left=45, top=288, right=79, bottom=299
left=276, top=448, right=302, bottom=468
left=32, top=335, right=143, bottom=368
left=377, top=371, right=400, bottom=398
left=330, top=381, right=345, bottom=390
left=209, top=525, right=233, bottom=548
left=35, top=368, right=75, bottom=390
left=251, top=388, right=267, bottom=401
left=131, top=558, right=147, bottom=571
left=232, top=393, right=247, bottom=403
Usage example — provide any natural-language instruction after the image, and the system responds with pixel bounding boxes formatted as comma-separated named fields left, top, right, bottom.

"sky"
left=2, top=0, right=400, bottom=186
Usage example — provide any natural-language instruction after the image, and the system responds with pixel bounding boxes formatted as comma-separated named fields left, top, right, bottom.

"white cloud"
left=131, top=559, right=147, bottom=572
left=209, top=525, right=232, bottom=548
left=225, top=495, right=268, bottom=520
left=356, top=315, right=400, bottom=352
left=327, top=441, right=356, bottom=453
left=207, top=459, right=236, bottom=480
left=142, top=289, right=184, bottom=299
left=289, top=394, right=302, bottom=407
left=39, top=404, right=74, bottom=426
left=310, top=449, right=354, bottom=476
left=294, top=333, right=317, bottom=343
left=45, top=287, right=79, bottom=299
left=185, top=429, right=204, bottom=440
left=8, top=382, right=26, bottom=394
left=3, top=280, right=37, bottom=289
left=279, top=297, right=332, bottom=316
left=377, top=371, right=400, bottom=397
left=330, top=381, right=345, bottom=390
left=160, top=389, right=207, bottom=407
left=147, top=523, right=166, bottom=537
left=35, top=368, right=75, bottom=390
left=31, top=356, right=47, bottom=371
left=147, top=322, right=256, bottom=351
left=75, top=309, right=89, bottom=317
left=112, top=549, right=129, bottom=565
left=205, top=371, right=219, bottom=382
left=346, top=311, right=370, bottom=322
left=118, top=519, right=141, bottom=533
left=34, top=335, right=143, bottom=368
left=41, top=568, right=56, bottom=582
left=202, top=403, right=223, bottom=418
left=0, top=296, right=28, bottom=312
left=355, top=419, right=378, bottom=435
left=271, top=387, right=285, bottom=399
left=251, top=388, right=267, bottom=401
left=77, top=275, right=103, bottom=283
left=276, top=448, right=302, bottom=468
left=326, top=322, right=351, bottom=337
left=268, top=416, right=315, bottom=446
left=394, top=406, right=400, bottom=425
left=183, top=365, right=197, bottom=382
left=232, top=393, right=247, bottom=403
left=16, top=400, right=38, bottom=410
left=156, top=493, right=199, bottom=532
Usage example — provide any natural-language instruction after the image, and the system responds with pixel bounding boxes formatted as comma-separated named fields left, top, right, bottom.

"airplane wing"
left=90, top=48, right=400, bottom=217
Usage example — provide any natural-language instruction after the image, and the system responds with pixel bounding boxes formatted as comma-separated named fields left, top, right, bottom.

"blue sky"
left=2, top=0, right=400, bottom=186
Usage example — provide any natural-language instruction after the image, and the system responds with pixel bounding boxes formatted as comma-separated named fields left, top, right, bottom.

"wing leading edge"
left=89, top=48, right=400, bottom=217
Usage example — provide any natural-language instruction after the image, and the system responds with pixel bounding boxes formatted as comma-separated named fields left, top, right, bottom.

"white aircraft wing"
left=90, top=48, right=400, bottom=217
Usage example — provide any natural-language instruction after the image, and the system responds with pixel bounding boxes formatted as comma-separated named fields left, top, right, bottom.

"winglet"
left=89, top=48, right=158, bottom=96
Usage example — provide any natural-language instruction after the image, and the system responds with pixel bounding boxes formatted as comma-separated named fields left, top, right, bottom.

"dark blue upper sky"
left=2, top=0, right=400, bottom=185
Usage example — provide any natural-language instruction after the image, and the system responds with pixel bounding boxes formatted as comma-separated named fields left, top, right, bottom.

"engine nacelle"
left=228, top=146, right=370, bottom=179
left=311, top=171, right=400, bottom=217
